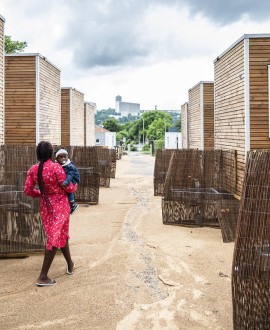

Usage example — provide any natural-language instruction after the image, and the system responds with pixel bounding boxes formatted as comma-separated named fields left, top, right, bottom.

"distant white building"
left=115, top=95, right=140, bottom=117
left=165, top=132, right=182, bottom=149
left=95, top=126, right=116, bottom=148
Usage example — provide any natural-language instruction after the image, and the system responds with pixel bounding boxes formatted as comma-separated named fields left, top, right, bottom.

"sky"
left=1, top=0, right=270, bottom=110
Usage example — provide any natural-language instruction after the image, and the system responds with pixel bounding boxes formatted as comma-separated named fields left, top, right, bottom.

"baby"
left=55, top=148, right=80, bottom=215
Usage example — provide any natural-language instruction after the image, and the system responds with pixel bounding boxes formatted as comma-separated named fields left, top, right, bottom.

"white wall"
left=96, top=132, right=116, bottom=148
left=105, top=132, right=116, bottom=148
left=165, top=132, right=182, bottom=149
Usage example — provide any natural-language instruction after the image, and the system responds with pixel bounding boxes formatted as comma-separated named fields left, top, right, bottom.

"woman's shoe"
left=67, top=261, right=75, bottom=275
left=36, top=279, right=57, bottom=287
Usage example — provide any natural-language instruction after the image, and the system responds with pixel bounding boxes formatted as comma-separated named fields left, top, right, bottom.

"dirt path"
left=0, top=154, right=234, bottom=329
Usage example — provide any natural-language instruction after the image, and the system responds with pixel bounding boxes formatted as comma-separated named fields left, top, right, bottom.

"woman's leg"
left=37, top=247, right=58, bottom=284
left=60, top=239, right=74, bottom=273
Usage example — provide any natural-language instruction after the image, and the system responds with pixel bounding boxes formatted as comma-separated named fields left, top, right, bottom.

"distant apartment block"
left=115, top=95, right=140, bottom=117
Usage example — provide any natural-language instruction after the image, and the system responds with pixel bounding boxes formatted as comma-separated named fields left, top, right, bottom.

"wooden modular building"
left=0, top=15, right=5, bottom=144
left=84, top=102, right=95, bottom=146
left=61, top=87, right=84, bottom=146
left=214, top=34, right=270, bottom=195
left=188, top=81, right=214, bottom=150
left=181, top=102, right=188, bottom=148
left=5, top=53, right=61, bottom=145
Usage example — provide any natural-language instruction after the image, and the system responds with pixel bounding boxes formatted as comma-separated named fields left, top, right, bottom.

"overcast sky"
left=1, top=0, right=270, bottom=110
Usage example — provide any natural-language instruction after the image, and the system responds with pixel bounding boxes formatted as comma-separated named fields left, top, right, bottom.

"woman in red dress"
left=24, top=141, right=77, bottom=286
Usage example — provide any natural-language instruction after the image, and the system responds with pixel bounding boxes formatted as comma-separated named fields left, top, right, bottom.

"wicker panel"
left=109, top=149, right=117, bottom=178
left=96, top=147, right=111, bottom=188
left=232, top=151, right=270, bottom=329
left=217, top=199, right=240, bottom=243
left=56, top=146, right=100, bottom=204
left=154, top=149, right=176, bottom=196
left=0, top=145, right=46, bottom=255
left=162, top=149, right=236, bottom=227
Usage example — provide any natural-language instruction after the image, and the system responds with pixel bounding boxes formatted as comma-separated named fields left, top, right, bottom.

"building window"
left=96, top=139, right=100, bottom=143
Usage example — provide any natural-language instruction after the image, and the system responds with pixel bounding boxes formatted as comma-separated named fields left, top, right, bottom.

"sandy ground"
left=0, top=153, right=234, bottom=330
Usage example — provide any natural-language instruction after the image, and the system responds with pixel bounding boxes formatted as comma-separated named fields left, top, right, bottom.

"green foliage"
left=122, top=111, right=173, bottom=143
left=155, top=139, right=165, bottom=149
left=95, top=108, right=120, bottom=126
left=173, top=118, right=181, bottom=131
left=146, top=115, right=172, bottom=141
left=116, top=130, right=128, bottom=141
left=103, top=118, right=121, bottom=132
left=142, top=144, right=150, bottom=152
left=5, top=35, right=27, bottom=53
left=118, top=113, right=139, bottom=124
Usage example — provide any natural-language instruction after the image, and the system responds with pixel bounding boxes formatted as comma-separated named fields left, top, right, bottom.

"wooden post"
left=234, top=149, right=237, bottom=190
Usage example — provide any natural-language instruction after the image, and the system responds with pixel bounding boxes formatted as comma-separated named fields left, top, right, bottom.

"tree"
left=5, top=35, right=27, bottom=53
left=146, top=118, right=171, bottom=141
left=103, top=118, right=120, bottom=132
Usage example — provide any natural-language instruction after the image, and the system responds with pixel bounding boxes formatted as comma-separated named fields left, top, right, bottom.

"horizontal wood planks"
left=39, top=57, right=61, bottom=144
left=61, top=88, right=70, bottom=145
left=5, top=56, right=36, bottom=145
left=84, top=103, right=95, bottom=146
left=0, top=19, right=3, bottom=144
left=181, top=103, right=188, bottom=148
left=249, top=38, right=270, bottom=149
left=188, top=84, right=201, bottom=149
left=71, top=89, right=84, bottom=146
left=188, top=83, right=214, bottom=150
left=214, top=40, right=245, bottom=195
left=203, top=83, right=214, bottom=150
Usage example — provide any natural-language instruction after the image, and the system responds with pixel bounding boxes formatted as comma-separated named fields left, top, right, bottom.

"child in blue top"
left=55, top=148, right=80, bottom=215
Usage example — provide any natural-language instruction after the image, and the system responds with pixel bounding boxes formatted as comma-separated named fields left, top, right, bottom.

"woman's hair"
left=36, top=141, right=53, bottom=214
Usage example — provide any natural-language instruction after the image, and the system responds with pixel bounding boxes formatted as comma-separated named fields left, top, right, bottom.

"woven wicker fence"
left=232, top=150, right=270, bottom=329
left=0, top=145, right=101, bottom=255
left=154, top=149, right=176, bottom=196
left=96, top=147, right=111, bottom=187
left=162, top=149, right=238, bottom=230
left=62, top=146, right=100, bottom=204
left=0, top=145, right=46, bottom=255
left=109, top=149, right=117, bottom=178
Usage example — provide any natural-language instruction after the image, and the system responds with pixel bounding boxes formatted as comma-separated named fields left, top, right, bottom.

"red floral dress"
left=24, top=159, right=77, bottom=250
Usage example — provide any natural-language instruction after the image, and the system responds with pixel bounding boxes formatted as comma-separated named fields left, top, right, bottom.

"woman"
left=24, top=141, right=77, bottom=286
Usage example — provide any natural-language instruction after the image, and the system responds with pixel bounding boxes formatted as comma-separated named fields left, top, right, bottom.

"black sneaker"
left=70, top=203, right=79, bottom=215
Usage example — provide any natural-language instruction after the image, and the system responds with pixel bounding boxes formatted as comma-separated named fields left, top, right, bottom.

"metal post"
left=128, top=144, right=130, bottom=155
left=142, top=117, right=145, bottom=145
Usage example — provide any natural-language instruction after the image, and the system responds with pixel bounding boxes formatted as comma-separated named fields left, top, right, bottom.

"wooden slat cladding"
left=214, top=40, right=245, bottom=195
left=39, top=57, right=61, bottom=144
left=249, top=38, right=270, bottom=149
left=61, top=89, right=70, bottom=145
left=84, top=103, right=95, bottom=146
left=188, top=84, right=201, bottom=149
left=181, top=103, right=188, bottom=148
left=203, top=83, right=214, bottom=150
left=0, top=19, right=4, bottom=144
left=5, top=56, right=36, bottom=145
left=71, top=89, right=84, bottom=146
left=188, top=82, right=214, bottom=150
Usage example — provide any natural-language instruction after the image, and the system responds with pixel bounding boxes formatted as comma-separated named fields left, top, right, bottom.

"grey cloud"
left=59, top=0, right=270, bottom=70
left=183, top=0, right=270, bottom=24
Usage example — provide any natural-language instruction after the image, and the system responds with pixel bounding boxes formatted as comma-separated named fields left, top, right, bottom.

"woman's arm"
left=24, top=168, right=41, bottom=198
left=54, top=164, right=78, bottom=193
